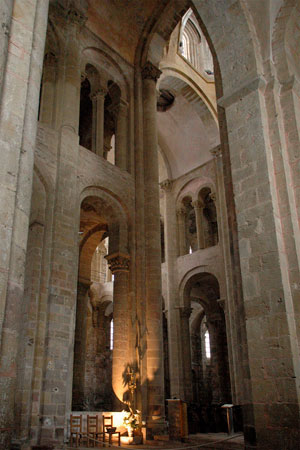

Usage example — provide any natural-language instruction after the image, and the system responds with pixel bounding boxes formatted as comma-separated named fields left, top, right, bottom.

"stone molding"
left=217, top=75, right=266, bottom=108
left=105, top=252, right=130, bottom=273
left=141, top=61, right=162, bottom=83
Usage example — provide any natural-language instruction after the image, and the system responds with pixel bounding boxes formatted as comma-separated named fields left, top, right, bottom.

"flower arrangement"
left=123, top=410, right=140, bottom=430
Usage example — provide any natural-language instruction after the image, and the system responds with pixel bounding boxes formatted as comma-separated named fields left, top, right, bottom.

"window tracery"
left=179, top=9, right=214, bottom=78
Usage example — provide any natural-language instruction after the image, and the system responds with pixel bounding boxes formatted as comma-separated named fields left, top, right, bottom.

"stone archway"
left=73, top=191, right=130, bottom=412
left=134, top=1, right=300, bottom=447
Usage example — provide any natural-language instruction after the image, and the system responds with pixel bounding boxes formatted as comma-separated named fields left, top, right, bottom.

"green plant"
left=123, top=411, right=140, bottom=429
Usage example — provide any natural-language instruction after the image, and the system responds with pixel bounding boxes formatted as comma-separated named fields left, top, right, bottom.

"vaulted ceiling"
left=86, top=0, right=162, bottom=63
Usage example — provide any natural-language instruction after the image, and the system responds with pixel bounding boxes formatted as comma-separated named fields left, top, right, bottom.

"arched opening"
left=72, top=194, right=128, bottom=412
left=179, top=8, right=214, bottom=77
left=199, top=187, right=218, bottom=248
left=79, top=77, right=93, bottom=151
left=186, top=272, right=232, bottom=433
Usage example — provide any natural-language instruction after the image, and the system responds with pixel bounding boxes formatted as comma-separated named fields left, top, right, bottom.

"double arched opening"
left=79, top=63, right=126, bottom=167
left=176, top=185, right=218, bottom=256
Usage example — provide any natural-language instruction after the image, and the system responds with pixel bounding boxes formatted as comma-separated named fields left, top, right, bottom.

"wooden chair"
left=102, top=415, right=121, bottom=446
left=70, top=414, right=87, bottom=447
left=87, top=414, right=103, bottom=447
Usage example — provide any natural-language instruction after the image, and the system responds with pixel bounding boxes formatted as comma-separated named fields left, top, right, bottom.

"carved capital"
left=176, top=206, right=187, bottom=218
left=179, top=306, right=193, bottom=319
left=191, top=199, right=204, bottom=210
left=118, top=98, right=129, bottom=116
left=160, top=179, right=172, bottom=192
left=217, top=298, right=225, bottom=311
left=67, top=6, right=87, bottom=27
left=44, top=52, right=57, bottom=67
left=209, top=192, right=217, bottom=202
left=90, top=87, right=107, bottom=101
left=141, top=61, right=162, bottom=83
left=108, top=98, right=128, bottom=117
left=105, top=252, right=130, bottom=273
left=210, top=145, right=222, bottom=158
left=77, top=279, right=91, bottom=295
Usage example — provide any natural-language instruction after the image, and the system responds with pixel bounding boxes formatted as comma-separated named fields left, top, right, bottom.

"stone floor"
left=63, top=433, right=244, bottom=450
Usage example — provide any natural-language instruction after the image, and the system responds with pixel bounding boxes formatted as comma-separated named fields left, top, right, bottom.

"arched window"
left=204, top=330, right=211, bottom=359
left=110, top=319, right=114, bottom=350
left=179, top=9, right=214, bottom=77
left=79, top=77, right=93, bottom=150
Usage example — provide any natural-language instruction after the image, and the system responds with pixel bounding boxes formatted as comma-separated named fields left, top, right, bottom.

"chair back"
left=70, top=414, right=82, bottom=433
left=102, top=415, right=113, bottom=433
left=87, top=414, right=99, bottom=434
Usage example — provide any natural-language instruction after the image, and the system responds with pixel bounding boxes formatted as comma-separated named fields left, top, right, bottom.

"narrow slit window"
left=110, top=319, right=114, bottom=350
left=205, top=330, right=211, bottom=359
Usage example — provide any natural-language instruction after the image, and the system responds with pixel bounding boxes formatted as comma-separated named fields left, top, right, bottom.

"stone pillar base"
left=146, top=418, right=168, bottom=440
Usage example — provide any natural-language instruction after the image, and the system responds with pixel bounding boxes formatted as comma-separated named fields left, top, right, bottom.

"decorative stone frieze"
left=105, top=252, right=130, bottom=273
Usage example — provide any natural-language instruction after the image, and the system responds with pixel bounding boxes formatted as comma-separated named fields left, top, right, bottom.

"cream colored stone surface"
left=0, top=1, right=299, bottom=450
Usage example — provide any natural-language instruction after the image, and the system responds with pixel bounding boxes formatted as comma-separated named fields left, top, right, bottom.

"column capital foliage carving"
left=160, top=179, right=172, bottom=192
left=105, top=252, right=130, bottom=273
left=179, top=306, right=193, bottom=319
left=141, top=61, right=162, bottom=83
left=210, top=145, right=222, bottom=158
left=90, top=87, right=108, bottom=100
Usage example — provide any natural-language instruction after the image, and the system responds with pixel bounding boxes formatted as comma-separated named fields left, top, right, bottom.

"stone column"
left=56, top=7, right=86, bottom=132
left=192, top=200, right=205, bottom=250
left=206, top=315, right=226, bottom=404
left=37, top=5, right=87, bottom=445
left=176, top=207, right=187, bottom=256
left=160, top=180, right=183, bottom=399
left=39, top=52, right=57, bottom=126
left=73, top=280, right=90, bottom=410
left=105, top=252, right=130, bottom=409
left=115, top=99, right=128, bottom=170
left=91, top=87, right=107, bottom=157
left=179, top=307, right=193, bottom=403
left=141, top=61, right=166, bottom=436
left=0, top=1, right=49, bottom=448
left=0, top=0, right=13, bottom=104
